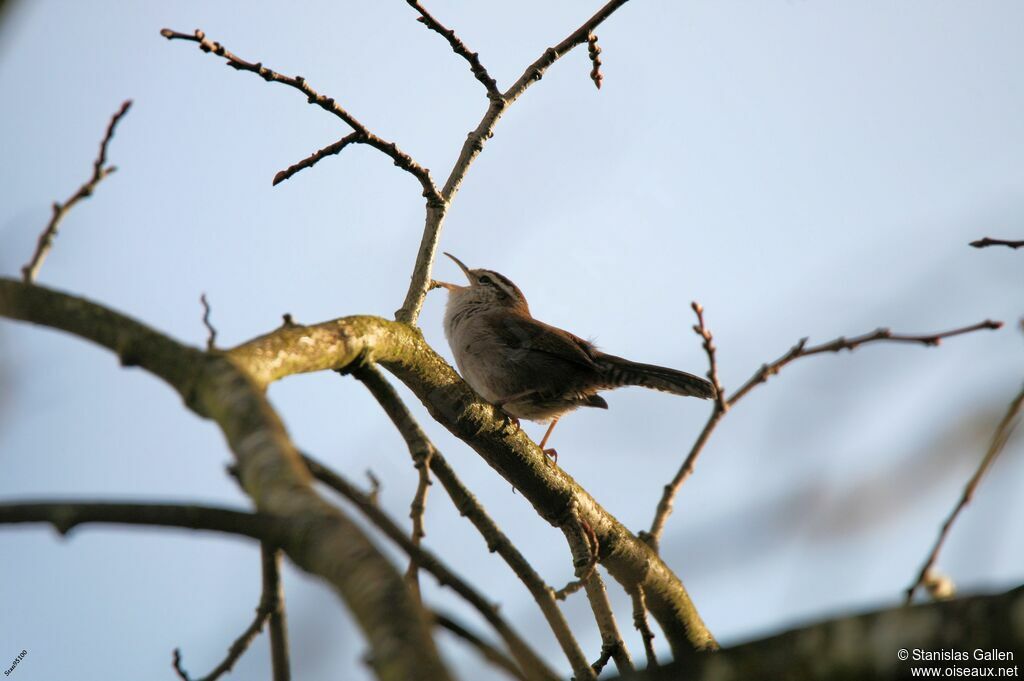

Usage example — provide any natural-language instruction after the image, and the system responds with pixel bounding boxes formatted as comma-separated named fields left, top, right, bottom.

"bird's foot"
left=543, top=448, right=558, bottom=466
left=500, top=413, right=521, bottom=435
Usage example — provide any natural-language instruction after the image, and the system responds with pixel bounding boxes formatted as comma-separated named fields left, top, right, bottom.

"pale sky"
left=2, top=2, right=1023, bottom=679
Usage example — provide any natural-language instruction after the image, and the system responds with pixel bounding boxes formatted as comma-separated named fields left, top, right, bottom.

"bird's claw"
left=500, top=413, right=521, bottom=435
left=543, top=448, right=558, bottom=466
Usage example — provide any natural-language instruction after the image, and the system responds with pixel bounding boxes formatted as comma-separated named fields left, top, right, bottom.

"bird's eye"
left=478, top=275, right=493, bottom=285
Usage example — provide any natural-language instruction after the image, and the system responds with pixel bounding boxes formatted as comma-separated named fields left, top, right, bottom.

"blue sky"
left=1, top=1, right=1022, bottom=679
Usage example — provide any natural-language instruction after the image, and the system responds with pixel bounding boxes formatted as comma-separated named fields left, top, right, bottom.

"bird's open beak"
left=443, top=252, right=475, bottom=287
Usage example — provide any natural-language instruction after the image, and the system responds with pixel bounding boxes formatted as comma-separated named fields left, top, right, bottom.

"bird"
left=436, top=253, right=715, bottom=462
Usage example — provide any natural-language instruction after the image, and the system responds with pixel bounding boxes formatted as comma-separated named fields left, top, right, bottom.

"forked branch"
left=648, top=315, right=1004, bottom=544
left=159, top=29, right=442, bottom=204
left=395, top=0, right=634, bottom=323
left=406, top=0, right=500, bottom=98
left=173, top=545, right=291, bottom=681
left=345, top=363, right=595, bottom=680
left=301, top=453, right=558, bottom=681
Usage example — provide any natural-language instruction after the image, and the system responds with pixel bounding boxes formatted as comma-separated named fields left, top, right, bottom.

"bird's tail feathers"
left=596, top=353, right=715, bottom=399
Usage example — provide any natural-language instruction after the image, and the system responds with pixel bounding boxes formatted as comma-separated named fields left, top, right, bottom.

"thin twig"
left=405, top=0, right=500, bottom=98
left=173, top=543, right=290, bottom=681
left=905, top=382, right=1024, bottom=604
left=433, top=611, right=527, bottom=681
left=200, top=293, right=217, bottom=350
left=970, top=237, right=1024, bottom=249
left=645, top=302, right=727, bottom=545
left=301, top=453, right=558, bottom=681
left=272, top=132, right=361, bottom=186
left=631, top=586, right=658, bottom=668
left=728, top=319, right=1003, bottom=406
left=365, top=469, right=382, bottom=506
left=347, top=364, right=595, bottom=680
left=554, top=577, right=588, bottom=601
left=261, top=545, right=291, bottom=681
left=395, top=0, right=633, bottom=323
left=22, top=100, right=132, bottom=283
left=587, top=35, right=603, bottom=89
left=160, top=29, right=442, bottom=204
left=647, top=317, right=1004, bottom=544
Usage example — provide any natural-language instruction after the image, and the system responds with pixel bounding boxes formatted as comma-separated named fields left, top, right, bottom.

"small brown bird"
left=437, top=253, right=714, bottom=461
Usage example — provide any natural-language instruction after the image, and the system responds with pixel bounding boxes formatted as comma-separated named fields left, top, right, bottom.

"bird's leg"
left=538, top=417, right=560, bottom=466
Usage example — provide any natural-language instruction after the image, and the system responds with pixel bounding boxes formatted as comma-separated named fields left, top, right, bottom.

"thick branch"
left=22, top=100, right=132, bottom=283
left=0, top=501, right=288, bottom=541
left=224, top=314, right=717, bottom=655
left=905, top=381, right=1024, bottom=604
left=406, top=1, right=500, bottom=98
left=348, top=363, right=595, bottom=680
left=160, top=29, right=442, bottom=205
left=607, top=585, right=1024, bottom=681
left=301, top=454, right=558, bottom=681
left=647, top=316, right=1004, bottom=544
left=0, top=279, right=451, bottom=681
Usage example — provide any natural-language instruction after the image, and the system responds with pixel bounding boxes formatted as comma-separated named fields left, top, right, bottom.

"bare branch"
left=405, top=1, right=500, bottom=98
left=262, top=545, right=291, bottom=681
left=272, top=132, right=361, bottom=186
left=562, top=507, right=634, bottom=675
left=301, top=453, right=558, bottom=681
left=159, top=29, right=443, bottom=205
left=405, top=421, right=434, bottom=596
left=0, top=279, right=452, bottom=681
left=22, top=100, right=132, bottom=283
left=0, top=500, right=289, bottom=541
left=647, top=315, right=1004, bottom=544
left=584, top=571, right=633, bottom=675
left=970, top=237, right=1024, bottom=249
left=554, top=578, right=588, bottom=602
left=646, top=303, right=727, bottom=545
left=173, top=544, right=289, bottom=681
left=200, top=293, right=217, bottom=350
left=432, top=612, right=527, bottom=681
left=729, top=319, right=1003, bottom=406
left=905, top=381, right=1024, bottom=604
left=347, top=363, right=596, bottom=679
left=395, top=0, right=634, bottom=323
left=587, top=34, right=603, bottom=89
left=631, top=586, right=659, bottom=668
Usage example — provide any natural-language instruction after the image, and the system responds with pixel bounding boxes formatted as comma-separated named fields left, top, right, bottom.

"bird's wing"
left=482, top=313, right=598, bottom=369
